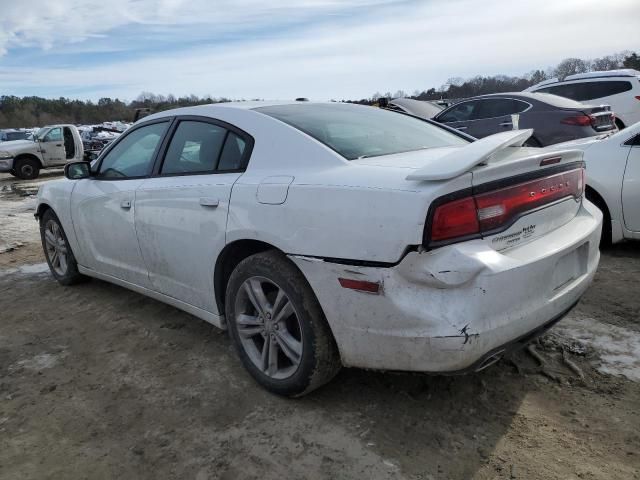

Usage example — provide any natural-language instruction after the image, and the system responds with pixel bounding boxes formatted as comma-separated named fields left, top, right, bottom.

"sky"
left=0, top=0, right=638, bottom=102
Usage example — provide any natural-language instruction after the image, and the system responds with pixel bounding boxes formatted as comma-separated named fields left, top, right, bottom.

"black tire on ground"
left=39, top=209, right=87, bottom=285
left=225, top=250, right=341, bottom=397
left=585, top=191, right=612, bottom=247
left=13, top=157, right=41, bottom=180
left=615, top=118, right=625, bottom=131
left=523, top=136, right=542, bottom=147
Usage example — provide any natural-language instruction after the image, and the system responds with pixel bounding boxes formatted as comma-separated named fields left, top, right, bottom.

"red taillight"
left=635, top=96, right=640, bottom=101
left=431, top=197, right=479, bottom=241
left=561, top=115, right=592, bottom=126
left=429, top=167, right=584, bottom=245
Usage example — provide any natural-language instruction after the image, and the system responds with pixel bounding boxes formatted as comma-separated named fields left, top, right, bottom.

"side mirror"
left=64, top=161, right=91, bottom=180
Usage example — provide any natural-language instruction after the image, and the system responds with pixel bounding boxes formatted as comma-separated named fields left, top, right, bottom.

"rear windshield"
left=254, top=103, right=468, bottom=160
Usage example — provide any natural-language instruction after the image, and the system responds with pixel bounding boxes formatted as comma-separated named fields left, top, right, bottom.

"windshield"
left=255, top=103, right=468, bottom=160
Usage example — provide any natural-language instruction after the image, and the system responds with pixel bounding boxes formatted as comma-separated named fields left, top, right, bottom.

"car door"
left=622, top=133, right=640, bottom=231
left=434, top=100, right=480, bottom=134
left=70, top=120, right=170, bottom=287
left=134, top=117, right=253, bottom=313
left=39, top=127, right=67, bottom=164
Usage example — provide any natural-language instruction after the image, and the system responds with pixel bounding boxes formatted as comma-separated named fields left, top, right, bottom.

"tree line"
left=1, top=51, right=638, bottom=129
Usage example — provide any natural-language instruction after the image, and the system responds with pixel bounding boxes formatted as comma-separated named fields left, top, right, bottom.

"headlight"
left=0, top=151, right=13, bottom=159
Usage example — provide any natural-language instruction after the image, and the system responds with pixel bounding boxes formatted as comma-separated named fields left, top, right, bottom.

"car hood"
left=0, top=140, right=36, bottom=151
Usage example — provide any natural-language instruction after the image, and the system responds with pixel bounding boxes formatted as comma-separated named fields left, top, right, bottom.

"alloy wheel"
left=234, top=276, right=303, bottom=380
left=44, top=220, right=68, bottom=276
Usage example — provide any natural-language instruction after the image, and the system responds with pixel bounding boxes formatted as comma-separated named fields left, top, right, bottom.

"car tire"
left=14, top=157, right=40, bottom=180
left=225, top=250, right=341, bottom=397
left=39, top=209, right=87, bottom=285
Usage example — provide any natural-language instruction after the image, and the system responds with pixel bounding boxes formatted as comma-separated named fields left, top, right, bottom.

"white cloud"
left=1, top=0, right=639, bottom=100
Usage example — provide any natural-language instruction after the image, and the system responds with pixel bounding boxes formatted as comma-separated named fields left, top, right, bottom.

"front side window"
left=438, top=101, right=479, bottom=123
left=43, top=128, right=62, bottom=142
left=161, top=121, right=227, bottom=175
left=97, top=122, right=168, bottom=179
left=256, top=104, right=468, bottom=160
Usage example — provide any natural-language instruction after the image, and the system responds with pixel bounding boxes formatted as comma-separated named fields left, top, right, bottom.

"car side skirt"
left=77, top=265, right=226, bottom=329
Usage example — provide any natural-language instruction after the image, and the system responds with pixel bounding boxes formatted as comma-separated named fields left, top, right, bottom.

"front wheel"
left=225, top=251, right=341, bottom=397
left=40, top=209, right=87, bottom=285
left=13, top=157, right=41, bottom=180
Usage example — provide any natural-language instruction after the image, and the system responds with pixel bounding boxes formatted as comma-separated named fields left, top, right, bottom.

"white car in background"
left=551, top=122, right=640, bottom=244
left=526, top=69, right=640, bottom=130
left=36, top=102, right=601, bottom=396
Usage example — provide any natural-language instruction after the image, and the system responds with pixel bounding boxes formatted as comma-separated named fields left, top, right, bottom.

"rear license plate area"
left=552, top=242, right=588, bottom=292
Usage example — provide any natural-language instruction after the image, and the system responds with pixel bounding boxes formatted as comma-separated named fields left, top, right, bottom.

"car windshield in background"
left=255, top=104, right=468, bottom=160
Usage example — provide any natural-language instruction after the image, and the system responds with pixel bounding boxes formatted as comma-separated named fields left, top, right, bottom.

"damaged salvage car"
left=36, top=102, right=602, bottom=396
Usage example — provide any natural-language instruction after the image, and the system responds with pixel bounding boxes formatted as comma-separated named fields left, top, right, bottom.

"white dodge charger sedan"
left=36, top=102, right=602, bottom=396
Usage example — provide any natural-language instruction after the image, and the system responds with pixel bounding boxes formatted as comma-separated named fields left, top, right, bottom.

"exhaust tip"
left=475, top=349, right=505, bottom=372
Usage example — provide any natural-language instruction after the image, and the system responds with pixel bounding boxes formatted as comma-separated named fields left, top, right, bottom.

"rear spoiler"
left=406, top=129, right=534, bottom=181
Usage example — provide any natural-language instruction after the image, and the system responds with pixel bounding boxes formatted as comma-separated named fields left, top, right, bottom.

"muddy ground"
left=0, top=172, right=639, bottom=480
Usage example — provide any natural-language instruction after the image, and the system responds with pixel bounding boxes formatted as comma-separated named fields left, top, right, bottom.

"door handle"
left=56, top=144, right=62, bottom=147
left=120, top=200, right=132, bottom=209
left=499, top=122, right=513, bottom=127
left=199, top=197, right=219, bottom=208
left=455, top=126, right=468, bottom=130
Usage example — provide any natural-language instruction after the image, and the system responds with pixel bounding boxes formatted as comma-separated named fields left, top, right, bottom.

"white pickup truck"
left=0, top=124, right=84, bottom=179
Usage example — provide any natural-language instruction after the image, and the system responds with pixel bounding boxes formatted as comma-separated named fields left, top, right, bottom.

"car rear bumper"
left=290, top=200, right=602, bottom=372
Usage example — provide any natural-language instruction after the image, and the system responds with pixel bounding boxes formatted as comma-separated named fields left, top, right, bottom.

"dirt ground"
left=0, top=172, right=639, bottom=480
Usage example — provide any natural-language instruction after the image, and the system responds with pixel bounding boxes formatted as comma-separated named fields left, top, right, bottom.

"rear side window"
left=217, top=132, right=247, bottom=171
left=161, top=121, right=248, bottom=175
left=538, top=81, right=632, bottom=101
left=473, top=99, right=530, bottom=119
left=162, top=121, right=227, bottom=174
left=256, top=103, right=468, bottom=160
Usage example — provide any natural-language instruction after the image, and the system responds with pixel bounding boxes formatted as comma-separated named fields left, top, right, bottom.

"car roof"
left=141, top=101, right=371, bottom=123
left=527, top=69, right=640, bottom=90
left=459, top=92, right=587, bottom=109
left=565, top=69, right=640, bottom=81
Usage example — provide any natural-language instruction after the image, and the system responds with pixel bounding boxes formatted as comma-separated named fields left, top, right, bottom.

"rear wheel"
left=615, top=118, right=625, bottom=131
left=14, top=157, right=40, bottom=180
left=40, top=209, right=87, bottom=285
left=225, top=250, right=341, bottom=397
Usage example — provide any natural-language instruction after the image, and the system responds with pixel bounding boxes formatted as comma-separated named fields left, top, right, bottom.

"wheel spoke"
left=244, top=279, right=270, bottom=316
left=50, top=250, right=58, bottom=266
left=58, top=253, right=68, bottom=273
left=261, top=337, right=270, bottom=372
left=237, top=313, right=263, bottom=327
left=275, top=330, right=302, bottom=364
left=267, top=336, right=278, bottom=376
left=273, top=299, right=294, bottom=324
left=44, top=230, right=56, bottom=246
